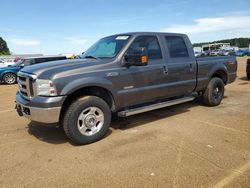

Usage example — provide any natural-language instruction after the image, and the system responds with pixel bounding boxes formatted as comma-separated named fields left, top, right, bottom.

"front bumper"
left=15, top=92, right=65, bottom=124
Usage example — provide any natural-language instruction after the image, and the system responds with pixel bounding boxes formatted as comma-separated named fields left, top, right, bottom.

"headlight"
left=35, top=79, right=57, bottom=96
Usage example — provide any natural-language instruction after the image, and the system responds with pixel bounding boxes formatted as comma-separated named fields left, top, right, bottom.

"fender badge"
left=106, top=72, right=119, bottom=77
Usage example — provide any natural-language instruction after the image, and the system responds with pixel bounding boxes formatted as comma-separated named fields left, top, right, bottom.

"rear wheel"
left=63, top=96, right=111, bottom=145
left=202, top=77, right=224, bottom=106
left=3, top=73, right=16, bottom=84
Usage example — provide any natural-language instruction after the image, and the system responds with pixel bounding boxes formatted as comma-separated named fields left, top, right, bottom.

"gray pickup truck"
left=15, top=32, right=237, bottom=144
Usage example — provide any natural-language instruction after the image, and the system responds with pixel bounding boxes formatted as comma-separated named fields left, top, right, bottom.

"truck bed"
left=195, top=55, right=237, bottom=92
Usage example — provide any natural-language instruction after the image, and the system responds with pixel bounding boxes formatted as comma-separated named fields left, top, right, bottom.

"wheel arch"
left=1, top=71, right=17, bottom=83
left=211, top=69, right=228, bottom=85
left=60, top=86, right=116, bottom=121
left=1, top=71, right=17, bottom=78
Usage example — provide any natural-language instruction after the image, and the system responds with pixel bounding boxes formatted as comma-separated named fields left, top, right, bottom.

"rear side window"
left=128, top=36, right=162, bottom=59
left=165, top=36, right=189, bottom=58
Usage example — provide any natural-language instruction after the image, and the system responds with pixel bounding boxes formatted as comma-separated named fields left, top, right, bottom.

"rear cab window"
left=165, top=36, right=189, bottom=58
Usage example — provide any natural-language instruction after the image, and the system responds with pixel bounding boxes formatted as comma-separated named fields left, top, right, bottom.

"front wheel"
left=3, top=73, right=17, bottom=84
left=202, top=77, right=225, bottom=106
left=63, top=96, right=111, bottom=145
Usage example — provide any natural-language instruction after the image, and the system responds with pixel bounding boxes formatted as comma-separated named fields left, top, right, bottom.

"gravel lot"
left=0, top=57, right=249, bottom=188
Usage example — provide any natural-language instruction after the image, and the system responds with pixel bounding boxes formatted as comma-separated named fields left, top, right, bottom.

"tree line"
left=193, top=38, right=250, bottom=48
left=0, top=37, right=10, bottom=55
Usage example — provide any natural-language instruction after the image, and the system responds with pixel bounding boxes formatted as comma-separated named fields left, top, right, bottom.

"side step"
left=118, top=96, right=195, bottom=117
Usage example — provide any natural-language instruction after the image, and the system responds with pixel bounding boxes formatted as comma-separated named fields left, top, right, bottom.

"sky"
left=1, top=0, right=250, bottom=55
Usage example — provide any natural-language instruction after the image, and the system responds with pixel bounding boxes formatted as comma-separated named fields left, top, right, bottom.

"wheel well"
left=212, top=70, right=227, bottom=84
left=2, top=72, right=17, bottom=83
left=2, top=72, right=16, bottom=78
left=60, top=86, right=115, bottom=121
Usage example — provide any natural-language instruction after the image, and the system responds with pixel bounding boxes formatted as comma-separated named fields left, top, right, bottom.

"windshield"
left=82, top=35, right=131, bottom=58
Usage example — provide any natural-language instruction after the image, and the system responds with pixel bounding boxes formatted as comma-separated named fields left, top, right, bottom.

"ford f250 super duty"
left=15, top=32, right=237, bottom=145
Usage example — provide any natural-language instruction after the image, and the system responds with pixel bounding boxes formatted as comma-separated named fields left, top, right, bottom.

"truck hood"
left=21, top=58, right=112, bottom=79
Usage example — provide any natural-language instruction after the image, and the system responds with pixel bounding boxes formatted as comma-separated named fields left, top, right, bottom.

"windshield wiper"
left=84, top=55, right=99, bottom=60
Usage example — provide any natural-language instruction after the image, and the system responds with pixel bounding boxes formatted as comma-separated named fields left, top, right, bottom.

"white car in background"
left=0, top=59, right=6, bottom=67
left=210, top=50, right=220, bottom=56
left=0, top=59, right=15, bottom=68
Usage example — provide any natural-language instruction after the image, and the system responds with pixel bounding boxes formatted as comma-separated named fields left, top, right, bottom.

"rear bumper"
left=15, top=92, right=65, bottom=124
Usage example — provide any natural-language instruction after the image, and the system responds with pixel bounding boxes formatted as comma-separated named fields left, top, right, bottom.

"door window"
left=127, top=36, right=162, bottom=59
left=165, top=36, right=189, bottom=58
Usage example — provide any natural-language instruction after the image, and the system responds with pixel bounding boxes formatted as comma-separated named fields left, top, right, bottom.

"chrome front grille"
left=17, top=72, right=37, bottom=100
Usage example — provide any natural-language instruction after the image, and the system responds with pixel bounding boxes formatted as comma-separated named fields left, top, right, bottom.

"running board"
left=118, top=96, right=195, bottom=117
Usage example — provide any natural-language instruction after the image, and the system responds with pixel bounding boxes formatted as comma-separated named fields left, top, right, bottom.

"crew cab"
left=15, top=32, right=237, bottom=145
left=0, top=56, right=66, bottom=84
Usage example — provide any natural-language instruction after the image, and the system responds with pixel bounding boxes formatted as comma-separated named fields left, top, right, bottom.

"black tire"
left=202, top=77, right=224, bottom=106
left=63, top=96, right=111, bottom=145
left=247, top=73, right=250, bottom=80
left=3, top=73, right=17, bottom=85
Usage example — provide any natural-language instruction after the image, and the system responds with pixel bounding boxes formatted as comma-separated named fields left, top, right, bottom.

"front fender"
left=60, top=77, right=115, bottom=96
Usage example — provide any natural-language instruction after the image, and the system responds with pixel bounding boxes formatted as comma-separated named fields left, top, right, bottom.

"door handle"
left=163, top=66, right=168, bottom=75
left=189, top=63, right=194, bottom=72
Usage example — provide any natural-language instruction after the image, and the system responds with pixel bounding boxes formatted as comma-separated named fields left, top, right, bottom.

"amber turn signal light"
left=141, top=56, right=148, bottom=64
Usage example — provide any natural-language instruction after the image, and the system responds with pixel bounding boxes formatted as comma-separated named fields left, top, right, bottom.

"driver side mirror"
left=123, top=47, right=148, bottom=67
left=19, top=64, right=24, bottom=68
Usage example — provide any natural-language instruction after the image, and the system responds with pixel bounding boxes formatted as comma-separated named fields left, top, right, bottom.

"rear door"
left=163, top=36, right=196, bottom=97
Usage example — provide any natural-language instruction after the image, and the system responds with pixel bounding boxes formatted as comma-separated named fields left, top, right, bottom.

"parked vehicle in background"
left=0, top=59, right=6, bottom=67
left=15, top=32, right=237, bottom=145
left=247, top=50, right=250, bottom=56
left=218, top=49, right=235, bottom=56
left=210, top=50, right=220, bottom=56
left=59, top=53, right=76, bottom=59
left=194, top=51, right=202, bottom=57
left=201, top=50, right=210, bottom=56
left=218, top=50, right=228, bottom=56
left=235, top=49, right=248, bottom=57
left=0, top=56, right=66, bottom=84
left=0, top=59, right=15, bottom=68
left=247, top=58, right=250, bottom=80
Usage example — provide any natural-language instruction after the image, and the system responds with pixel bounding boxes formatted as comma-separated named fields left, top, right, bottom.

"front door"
left=117, top=35, right=167, bottom=107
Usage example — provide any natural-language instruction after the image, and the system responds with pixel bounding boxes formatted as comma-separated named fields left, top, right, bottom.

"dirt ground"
left=0, top=57, right=249, bottom=188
